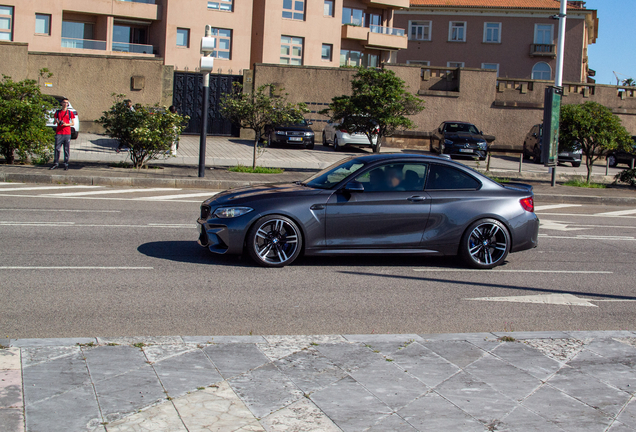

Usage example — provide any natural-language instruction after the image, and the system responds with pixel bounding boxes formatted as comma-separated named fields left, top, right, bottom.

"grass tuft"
left=563, top=179, right=606, bottom=188
left=228, top=165, right=284, bottom=174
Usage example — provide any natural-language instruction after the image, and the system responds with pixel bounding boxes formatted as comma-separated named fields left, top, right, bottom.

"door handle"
left=407, top=196, right=426, bottom=202
left=310, top=204, right=325, bottom=210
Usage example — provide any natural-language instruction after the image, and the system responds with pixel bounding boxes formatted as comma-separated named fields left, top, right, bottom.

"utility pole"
left=199, top=26, right=215, bottom=178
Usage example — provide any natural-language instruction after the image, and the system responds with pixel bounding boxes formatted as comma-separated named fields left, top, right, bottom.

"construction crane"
left=613, top=71, right=634, bottom=86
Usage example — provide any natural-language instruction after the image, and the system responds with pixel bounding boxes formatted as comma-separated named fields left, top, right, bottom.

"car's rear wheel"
left=71, top=131, right=79, bottom=140
left=322, top=133, right=329, bottom=147
left=572, top=161, right=581, bottom=168
left=607, top=154, right=618, bottom=168
left=333, top=137, right=341, bottom=152
left=247, top=215, right=302, bottom=268
left=460, top=218, right=510, bottom=269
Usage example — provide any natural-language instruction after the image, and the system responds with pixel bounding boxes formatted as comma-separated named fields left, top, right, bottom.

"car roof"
left=443, top=121, right=475, bottom=125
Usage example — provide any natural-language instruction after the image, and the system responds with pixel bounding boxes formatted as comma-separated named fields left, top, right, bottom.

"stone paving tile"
left=419, top=332, right=496, bottom=342
left=310, top=376, right=392, bottom=432
left=434, top=371, right=518, bottom=424
left=422, top=340, right=487, bottom=369
left=491, top=331, right=572, bottom=340
left=568, top=349, right=636, bottom=394
left=174, top=382, right=265, bottom=431
left=615, top=396, right=636, bottom=429
left=607, top=421, right=635, bottom=432
left=84, top=345, right=148, bottom=383
left=20, top=346, right=80, bottom=368
left=390, top=342, right=461, bottom=388
left=0, top=408, right=25, bottom=432
left=183, top=335, right=267, bottom=344
left=366, top=413, right=418, bottom=431
left=349, top=360, right=428, bottom=411
left=398, top=391, right=485, bottom=431
left=565, top=331, right=636, bottom=340
left=584, top=338, right=636, bottom=368
left=492, top=341, right=562, bottom=380
left=343, top=334, right=423, bottom=344
left=10, top=337, right=96, bottom=347
left=22, top=351, right=91, bottom=404
left=272, top=348, right=347, bottom=394
left=0, top=348, right=21, bottom=370
left=315, top=342, right=386, bottom=373
left=497, top=405, right=565, bottom=432
left=260, top=398, right=340, bottom=431
left=93, top=365, right=167, bottom=423
left=97, top=336, right=183, bottom=346
left=0, top=370, right=23, bottom=409
left=548, top=367, right=631, bottom=417
left=259, top=335, right=347, bottom=361
left=464, top=355, right=542, bottom=402
left=228, top=362, right=304, bottom=419
left=25, top=385, right=102, bottom=432
left=522, top=385, right=614, bottom=432
left=106, top=400, right=187, bottom=432
left=203, top=343, right=269, bottom=379
left=153, top=349, right=223, bottom=398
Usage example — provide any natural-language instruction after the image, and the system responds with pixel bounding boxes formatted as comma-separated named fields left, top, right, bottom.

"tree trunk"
left=253, top=132, right=260, bottom=170
left=2, top=147, right=15, bottom=164
left=586, top=154, right=593, bottom=183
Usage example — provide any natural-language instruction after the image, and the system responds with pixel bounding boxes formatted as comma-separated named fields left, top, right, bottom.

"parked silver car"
left=322, top=120, right=378, bottom=152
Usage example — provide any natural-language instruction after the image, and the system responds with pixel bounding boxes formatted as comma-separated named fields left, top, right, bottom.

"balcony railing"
left=530, top=44, right=556, bottom=57
left=112, top=42, right=154, bottom=54
left=118, top=0, right=156, bottom=4
left=61, top=38, right=106, bottom=50
left=370, top=25, right=405, bottom=37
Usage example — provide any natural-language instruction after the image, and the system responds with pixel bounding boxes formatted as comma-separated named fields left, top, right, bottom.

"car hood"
left=443, top=132, right=485, bottom=143
left=204, top=183, right=323, bottom=205
left=274, top=125, right=312, bottom=133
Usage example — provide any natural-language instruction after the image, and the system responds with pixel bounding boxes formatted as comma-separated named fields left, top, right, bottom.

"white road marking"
left=539, top=234, right=636, bottom=241
left=412, top=268, right=612, bottom=274
left=535, top=204, right=582, bottom=211
left=537, top=212, right=636, bottom=219
left=0, top=193, right=206, bottom=203
left=0, top=182, right=24, bottom=186
left=0, top=185, right=101, bottom=192
left=595, top=209, right=636, bottom=217
left=0, top=221, right=197, bottom=229
left=43, top=187, right=177, bottom=197
left=0, top=209, right=121, bottom=213
left=0, top=266, right=153, bottom=270
left=465, top=294, right=598, bottom=307
left=140, top=192, right=218, bottom=200
left=540, top=220, right=588, bottom=231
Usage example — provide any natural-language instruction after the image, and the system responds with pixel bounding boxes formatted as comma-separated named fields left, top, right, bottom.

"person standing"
left=50, top=97, right=75, bottom=170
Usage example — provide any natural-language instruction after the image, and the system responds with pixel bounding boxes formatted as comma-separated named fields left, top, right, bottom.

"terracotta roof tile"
left=409, top=0, right=585, bottom=9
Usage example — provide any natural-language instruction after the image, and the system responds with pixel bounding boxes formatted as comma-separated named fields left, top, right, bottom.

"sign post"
left=199, top=27, right=215, bottom=178
left=542, top=86, right=563, bottom=188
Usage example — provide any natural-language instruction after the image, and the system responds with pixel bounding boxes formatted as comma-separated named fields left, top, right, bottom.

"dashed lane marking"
left=595, top=209, right=636, bottom=217
left=0, top=266, right=153, bottom=270
left=534, top=204, right=582, bottom=211
left=0, top=193, right=210, bottom=203
left=413, top=268, right=612, bottom=274
left=0, top=185, right=100, bottom=192
left=43, top=187, right=177, bottom=197
left=140, top=192, right=218, bottom=200
left=539, top=234, right=635, bottom=241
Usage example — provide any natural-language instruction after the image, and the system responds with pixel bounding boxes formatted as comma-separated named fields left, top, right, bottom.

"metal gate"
left=172, top=72, right=243, bottom=136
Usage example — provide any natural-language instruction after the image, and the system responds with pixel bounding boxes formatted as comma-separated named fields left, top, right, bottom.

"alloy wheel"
left=464, top=221, right=509, bottom=268
left=251, top=217, right=301, bottom=267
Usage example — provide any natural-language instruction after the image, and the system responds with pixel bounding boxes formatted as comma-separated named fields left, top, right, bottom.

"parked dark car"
left=431, top=121, right=489, bottom=160
left=523, top=123, right=582, bottom=167
left=606, top=136, right=636, bottom=168
left=198, top=154, right=539, bottom=269
left=265, top=119, right=315, bottom=149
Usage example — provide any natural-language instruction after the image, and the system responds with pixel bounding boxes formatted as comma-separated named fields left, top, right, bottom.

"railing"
left=61, top=38, right=106, bottom=50
left=369, top=25, right=405, bottom=37
left=118, top=0, right=156, bottom=4
left=530, top=44, right=556, bottom=57
left=112, top=42, right=154, bottom=54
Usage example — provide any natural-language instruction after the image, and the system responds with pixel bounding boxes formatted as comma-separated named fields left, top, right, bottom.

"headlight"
left=212, top=207, right=253, bottom=218
left=573, top=148, right=583, bottom=154
left=276, top=130, right=286, bottom=135
left=478, top=141, right=487, bottom=150
left=304, top=131, right=315, bottom=137
left=444, top=139, right=454, bottom=145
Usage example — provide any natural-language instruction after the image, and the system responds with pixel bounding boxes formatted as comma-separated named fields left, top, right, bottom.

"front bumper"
left=270, top=134, right=314, bottom=146
left=445, top=146, right=487, bottom=159
left=557, top=151, right=582, bottom=163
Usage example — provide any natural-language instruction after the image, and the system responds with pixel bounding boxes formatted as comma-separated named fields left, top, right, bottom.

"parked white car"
left=46, top=96, right=80, bottom=139
left=322, top=120, right=378, bottom=152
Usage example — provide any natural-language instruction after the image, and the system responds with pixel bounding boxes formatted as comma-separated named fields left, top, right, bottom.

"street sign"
left=542, top=86, right=563, bottom=167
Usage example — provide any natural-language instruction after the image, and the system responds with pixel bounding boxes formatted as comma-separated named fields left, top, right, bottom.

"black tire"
left=607, top=154, right=618, bottom=168
left=322, top=133, right=329, bottom=147
left=305, top=140, right=314, bottom=150
left=71, top=131, right=79, bottom=140
left=333, top=137, right=341, bottom=152
left=572, top=161, right=581, bottom=168
left=460, top=218, right=510, bottom=269
left=522, top=143, right=530, bottom=161
left=247, top=215, right=302, bottom=268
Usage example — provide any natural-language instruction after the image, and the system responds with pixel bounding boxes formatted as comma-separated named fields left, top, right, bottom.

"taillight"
left=520, top=197, right=534, bottom=212
left=339, top=129, right=348, bottom=133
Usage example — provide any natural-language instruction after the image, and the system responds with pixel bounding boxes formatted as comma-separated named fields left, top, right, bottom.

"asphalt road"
left=1, top=183, right=635, bottom=338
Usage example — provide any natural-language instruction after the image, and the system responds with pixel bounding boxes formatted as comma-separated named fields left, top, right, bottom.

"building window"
left=210, top=28, right=231, bottom=59
left=283, top=0, right=305, bottom=21
left=35, top=13, right=51, bottom=35
left=324, top=0, right=334, bottom=17
left=481, top=63, right=499, bottom=76
left=367, top=13, right=381, bottom=27
left=407, top=60, right=430, bottom=66
left=449, top=21, right=466, bottom=42
left=447, top=61, right=464, bottom=68
left=207, top=0, right=233, bottom=12
left=176, top=28, right=189, bottom=47
left=340, top=50, right=378, bottom=68
left=281, top=36, right=303, bottom=65
left=0, top=5, right=13, bottom=41
left=409, top=21, right=431, bottom=41
left=532, top=62, right=551, bottom=80
left=342, top=8, right=364, bottom=26
left=483, top=22, right=501, bottom=43
left=322, top=43, right=332, bottom=61
left=534, top=24, right=553, bottom=44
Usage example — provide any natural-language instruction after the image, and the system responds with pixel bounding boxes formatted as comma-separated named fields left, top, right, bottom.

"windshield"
left=445, top=123, right=479, bottom=134
left=303, top=158, right=366, bottom=189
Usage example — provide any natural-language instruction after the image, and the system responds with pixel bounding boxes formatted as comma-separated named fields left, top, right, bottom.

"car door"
left=325, top=162, right=431, bottom=248
left=420, top=163, right=485, bottom=253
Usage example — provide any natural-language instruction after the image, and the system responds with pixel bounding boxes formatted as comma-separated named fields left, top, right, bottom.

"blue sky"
left=584, top=0, right=635, bottom=85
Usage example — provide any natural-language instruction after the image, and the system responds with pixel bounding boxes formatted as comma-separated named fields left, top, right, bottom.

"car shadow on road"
left=137, top=241, right=252, bottom=267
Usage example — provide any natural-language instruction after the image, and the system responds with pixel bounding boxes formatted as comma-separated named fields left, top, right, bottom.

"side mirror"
left=344, top=181, right=364, bottom=192
left=480, top=131, right=484, bottom=135
left=307, top=121, right=313, bottom=125
left=532, top=133, right=537, bottom=138
left=438, top=127, right=442, bottom=133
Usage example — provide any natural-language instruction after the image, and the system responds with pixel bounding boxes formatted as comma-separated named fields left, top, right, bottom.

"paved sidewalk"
left=2, top=331, right=636, bottom=431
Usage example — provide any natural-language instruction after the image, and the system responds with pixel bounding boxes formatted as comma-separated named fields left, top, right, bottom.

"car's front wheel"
left=247, top=215, right=302, bottom=268
left=333, top=137, right=341, bottom=152
left=322, top=133, right=329, bottom=147
left=460, top=218, right=510, bottom=269
left=572, top=161, right=581, bottom=168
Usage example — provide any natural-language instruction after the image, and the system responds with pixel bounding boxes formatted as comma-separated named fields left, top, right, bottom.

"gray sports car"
left=198, top=154, right=539, bottom=268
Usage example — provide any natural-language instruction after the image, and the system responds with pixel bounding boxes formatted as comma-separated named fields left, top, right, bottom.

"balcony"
left=363, top=0, right=410, bottom=9
left=370, top=25, right=405, bottom=37
left=61, top=38, right=106, bottom=51
left=112, top=42, right=154, bottom=54
left=342, top=24, right=407, bottom=50
left=530, top=44, right=556, bottom=57
left=61, top=0, right=159, bottom=21
left=341, top=24, right=368, bottom=41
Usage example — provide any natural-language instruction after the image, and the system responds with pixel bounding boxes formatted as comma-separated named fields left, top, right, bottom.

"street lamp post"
left=199, top=26, right=215, bottom=178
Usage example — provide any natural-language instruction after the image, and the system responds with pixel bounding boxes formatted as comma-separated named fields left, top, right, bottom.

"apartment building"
left=394, top=0, right=598, bottom=83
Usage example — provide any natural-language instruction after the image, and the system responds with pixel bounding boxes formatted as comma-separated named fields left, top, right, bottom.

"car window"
left=303, top=158, right=366, bottom=189
left=425, top=164, right=480, bottom=190
left=444, top=123, right=479, bottom=134
left=355, top=163, right=427, bottom=192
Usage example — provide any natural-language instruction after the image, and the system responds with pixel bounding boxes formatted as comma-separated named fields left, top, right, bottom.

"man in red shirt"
left=50, top=97, right=75, bottom=170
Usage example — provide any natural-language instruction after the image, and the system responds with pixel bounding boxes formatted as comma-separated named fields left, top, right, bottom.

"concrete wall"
left=252, top=63, right=636, bottom=150
left=0, top=42, right=172, bottom=133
